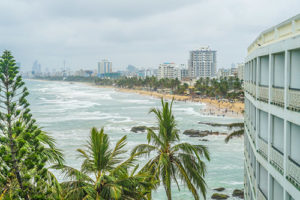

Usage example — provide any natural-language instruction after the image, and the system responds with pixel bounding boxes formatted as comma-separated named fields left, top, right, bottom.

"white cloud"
left=0, top=0, right=299, bottom=71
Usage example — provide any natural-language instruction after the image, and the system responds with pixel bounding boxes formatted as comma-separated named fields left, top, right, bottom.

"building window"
left=290, top=123, right=300, bottom=164
left=259, top=164, right=268, bottom=198
left=290, top=49, right=300, bottom=89
left=260, top=56, right=269, bottom=86
left=272, top=177, right=283, bottom=200
left=272, top=115, right=284, bottom=153
left=273, top=53, right=285, bottom=88
left=259, top=110, right=268, bottom=142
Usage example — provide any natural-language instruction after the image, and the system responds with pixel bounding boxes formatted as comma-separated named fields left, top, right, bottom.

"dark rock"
left=213, top=187, right=225, bottom=192
left=232, top=189, right=244, bottom=199
left=183, top=129, right=227, bottom=138
left=211, top=193, right=229, bottom=199
left=130, top=126, right=158, bottom=133
left=199, top=139, right=209, bottom=142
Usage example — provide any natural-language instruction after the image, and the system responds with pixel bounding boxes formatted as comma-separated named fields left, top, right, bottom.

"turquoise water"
left=26, top=79, right=244, bottom=200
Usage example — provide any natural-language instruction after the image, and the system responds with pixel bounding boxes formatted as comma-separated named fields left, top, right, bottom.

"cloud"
left=0, top=0, right=299, bottom=71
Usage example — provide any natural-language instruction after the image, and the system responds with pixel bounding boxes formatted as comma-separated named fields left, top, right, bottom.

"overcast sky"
left=0, top=0, right=300, bottom=71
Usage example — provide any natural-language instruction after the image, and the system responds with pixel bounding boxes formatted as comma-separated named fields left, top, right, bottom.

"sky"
left=0, top=0, right=300, bottom=72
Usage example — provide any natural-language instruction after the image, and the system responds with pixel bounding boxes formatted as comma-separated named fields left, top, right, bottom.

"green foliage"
left=57, top=127, right=155, bottom=200
left=0, top=50, right=63, bottom=199
left=132, top=99, right=210, bottom=200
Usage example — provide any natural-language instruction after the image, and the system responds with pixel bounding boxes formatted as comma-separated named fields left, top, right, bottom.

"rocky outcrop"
left=199, top=139, right=209, bottom=142
left=232, top=189, right=244, bottom=199
left=130, top=126, right=158, bottom=133
left=211, top=193, right=229, bottom=199
left=213, top=187, right=225, bottom=192
left=183, top=129, right=226, bottom=138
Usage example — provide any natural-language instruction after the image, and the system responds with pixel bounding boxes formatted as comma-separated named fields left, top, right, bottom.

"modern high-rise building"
left=244, top=14, right=300, bottom=200
left=32, top=60, right=41, bottom=76
left=188, top=46, right=216, bottom=78
left=97, top=59, right=112, bottom=75
left=157, top=63, right=178, bottom=79
left=237, top=63, right=245, bottom=81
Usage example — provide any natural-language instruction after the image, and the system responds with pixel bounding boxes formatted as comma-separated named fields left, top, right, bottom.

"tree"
left=132, top=99, right=210, bottom=200
left=224, top=122, right=245, bottom=143
left=0, top=50, right=63, bottom=199
left=57, top=127, right=154, bottom=200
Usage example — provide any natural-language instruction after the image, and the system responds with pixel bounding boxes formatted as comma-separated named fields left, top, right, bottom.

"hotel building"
left=244, top=14, right=300, bottom=200
left=97, top=59, right=112, bottom=75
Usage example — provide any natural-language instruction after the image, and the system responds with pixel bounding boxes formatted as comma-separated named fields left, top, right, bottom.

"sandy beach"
left=116, top=88, right=244, bottom=119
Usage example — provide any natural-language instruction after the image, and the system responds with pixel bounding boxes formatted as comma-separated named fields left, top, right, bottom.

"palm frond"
left=225, top=129, right=244, bottom=143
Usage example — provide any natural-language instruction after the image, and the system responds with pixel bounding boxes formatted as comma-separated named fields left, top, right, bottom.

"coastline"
left=27, top=79, right=244, bottom=119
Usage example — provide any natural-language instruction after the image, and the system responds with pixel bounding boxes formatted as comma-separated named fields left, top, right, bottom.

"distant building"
left=32, top=60, right=42, bottom=76
left=98, top=59, right=112, bottom=75
left=237, top=63, right=244, bottom=80
left=157, top=63, right=178, bottom=79
left=188, top=46, right=217, bottom=78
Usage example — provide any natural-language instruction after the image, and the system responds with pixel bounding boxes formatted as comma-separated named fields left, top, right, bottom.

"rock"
left=232, top=189, right=244, bottom=199
left=130, top=126, right=147, bottom=133
left=130, top=126, right=158, bottom=133
left=199, top=139, right=209, bottom=142
left=183, top=129, right=227, bottom=138
left=213, top=187, right=225, bottom=192
left=211, top=193, right=229, bottom=199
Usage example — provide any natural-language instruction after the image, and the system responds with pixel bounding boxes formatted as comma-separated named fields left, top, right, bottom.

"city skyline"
left=1, top=0, right=300, bottom=71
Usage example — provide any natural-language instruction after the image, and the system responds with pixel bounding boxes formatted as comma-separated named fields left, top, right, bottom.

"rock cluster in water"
left=183, top=129, right=227, bottom=138
left=130, top=126, right=158, bottom=133
left=211, top=188, right=244, bottom=199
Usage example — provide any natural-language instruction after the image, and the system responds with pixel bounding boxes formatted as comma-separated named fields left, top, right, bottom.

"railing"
left=257, top=188, right=267, bottom=200
left=249, top=123, right=256, bottom=145
left=271, top=87, right=284, bottom=107
left=244, top=82, right=250, bottom=94
left=288, top=88, right=300, bottom=112
left=258, top=86, right=269, bottom=103
left=258, top=137, right=268, bottom=160
left=270, top=146, right=284, bottom=174
left=286, top=157, right=300, bottom=190
left=250, top=83, right=256, bottom=97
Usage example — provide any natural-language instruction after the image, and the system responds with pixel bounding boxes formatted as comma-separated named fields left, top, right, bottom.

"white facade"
left=157, top=63, right=179, bottom=79
left=98, top=59, right=112, bottom=75
left=244, top=14, right=300, bottom=200
left=237, top=63, right=244, bottom=80
left=188, top=46, right=217, bottom=78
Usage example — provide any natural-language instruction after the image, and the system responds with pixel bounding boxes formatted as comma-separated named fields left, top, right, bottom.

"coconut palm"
left=224, top=122, right=244, bottom=143
left=56, top=127, right=154, bottom=200
left=131, top=99, right=210, bottom=200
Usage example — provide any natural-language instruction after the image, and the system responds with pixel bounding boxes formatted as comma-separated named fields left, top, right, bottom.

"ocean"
left=26, top=79, right=244, bottom=200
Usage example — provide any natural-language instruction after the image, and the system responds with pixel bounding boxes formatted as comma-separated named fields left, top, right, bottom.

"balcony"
left=250, top=83, right=256, bottom=97
left=258, top=137, right=268, bottom=160
left=286, top=157, right=300, bottom=190
left=271, top=87, right=284, bottom=107
left=244, top=82, right=250, bottom=94
left=257, top=188, right=267, bottom=200
left=249, top=123, right=256, bottom=145
left=270, top=146, right=284, bottom=174
left=288, top=88, right=300, bottom=112
left=258, top=86, right=269, bottom=103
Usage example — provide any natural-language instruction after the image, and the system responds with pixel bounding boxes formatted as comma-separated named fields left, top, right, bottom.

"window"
left=273, top=53, right=285, bottom=88
left=290, top=49, right=300, bottom=89
left=272, top=116, right=284, bottom=153
left=272, top=177, right=283, bottom=200
left=260, top=56, right=269, bottom=86
left=259, top=110, right=268, bottom=142
left=290, top=123, right=300, bottom=164
left=259, top=164, right=268, bottom=198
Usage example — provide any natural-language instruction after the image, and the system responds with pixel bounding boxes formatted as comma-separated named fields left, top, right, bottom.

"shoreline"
left=27, top=79, right=244, bottom=119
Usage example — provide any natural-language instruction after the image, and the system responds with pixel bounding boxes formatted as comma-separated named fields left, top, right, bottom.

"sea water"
left=26, top=79, right=244, bottom=200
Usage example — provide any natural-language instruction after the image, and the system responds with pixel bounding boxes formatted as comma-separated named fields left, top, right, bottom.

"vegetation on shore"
left=1, top=51, right=212, bottom=199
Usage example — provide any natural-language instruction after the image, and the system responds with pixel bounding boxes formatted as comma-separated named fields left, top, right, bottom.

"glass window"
left=260, top=56, right=269, bottom=86
left=259, top=110, right=268, bottom=142
left=259, top=164, right=268, bottom=198
left=272, top=178, right=283, bottom=200
left=290, top=49, right=300, bottom=89
left=272, top=116, right=284, bottom=153
left=273, top=53, right=285, bottom=88
left=290, top=123, right=300, bottom=164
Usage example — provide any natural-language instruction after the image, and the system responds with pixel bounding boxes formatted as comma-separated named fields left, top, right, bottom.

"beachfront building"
left=97, top=59, right=112, bottom=75
left=157, top=62, right=179, bottom=80
left=237, top=63, right=244, bottom=81
left=188, top=46, right=217, bottom=78
left=244, top=14, right=300, bottom=200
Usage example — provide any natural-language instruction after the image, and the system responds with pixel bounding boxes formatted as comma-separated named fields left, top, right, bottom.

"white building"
left=157, top=63, right=178, bottom=79
left=188, top=46, right=217, bottom=78
left=237, top=63, right=244, bottom=80
left=98, top=59, right=112, bottom=75
left=244, top=14, right=300, bottom=200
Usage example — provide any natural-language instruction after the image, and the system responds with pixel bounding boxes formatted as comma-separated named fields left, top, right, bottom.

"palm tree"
left=224, top=122, right=245, bottom=143
left=56, top=127, right=154, bottom=200
left=132, top=99, right=210, bottom=200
